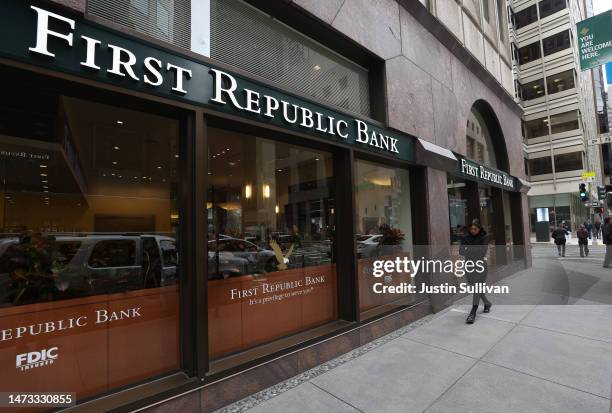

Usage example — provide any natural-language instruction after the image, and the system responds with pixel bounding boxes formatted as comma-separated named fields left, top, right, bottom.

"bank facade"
left=0, top=1, right=530, bottom=411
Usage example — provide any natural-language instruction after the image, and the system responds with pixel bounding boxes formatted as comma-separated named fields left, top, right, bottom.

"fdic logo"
left=16, top=347, right=58, bottom=372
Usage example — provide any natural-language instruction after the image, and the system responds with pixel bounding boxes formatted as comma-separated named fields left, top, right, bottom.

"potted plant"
left=377, top=224, right=405, bottom=256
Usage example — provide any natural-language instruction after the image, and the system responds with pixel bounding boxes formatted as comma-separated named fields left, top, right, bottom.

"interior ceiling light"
left=116, top=120, right=123, bottom=125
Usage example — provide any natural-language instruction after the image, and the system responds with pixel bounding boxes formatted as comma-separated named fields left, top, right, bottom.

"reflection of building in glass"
left=509, top=0, right=601, bottom=232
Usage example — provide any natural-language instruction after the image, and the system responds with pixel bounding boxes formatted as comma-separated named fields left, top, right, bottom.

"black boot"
left=466, top=306, right=477, bottom=324
left=483, top=302, right=492, bottom=313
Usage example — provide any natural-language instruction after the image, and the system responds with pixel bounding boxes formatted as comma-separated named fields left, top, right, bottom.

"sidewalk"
left=530, top=234, right=604, bottom=246
left=217, top=247, right=612, bottom=413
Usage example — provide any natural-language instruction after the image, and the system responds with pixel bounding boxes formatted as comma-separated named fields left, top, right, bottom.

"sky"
left=593, top=0, right=612, bottom=85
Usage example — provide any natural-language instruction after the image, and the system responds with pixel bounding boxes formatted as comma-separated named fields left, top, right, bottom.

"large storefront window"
left=0, top=92, right=181, bottom=401
left=207, top=128, right=337, bottom=360
left=448, top=177, right=469, bottom=244
left=353, top=159, right=415, bottom=318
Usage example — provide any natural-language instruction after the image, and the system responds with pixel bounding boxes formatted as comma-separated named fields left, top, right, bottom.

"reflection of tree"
left=0, top=232, right=74, bottom=306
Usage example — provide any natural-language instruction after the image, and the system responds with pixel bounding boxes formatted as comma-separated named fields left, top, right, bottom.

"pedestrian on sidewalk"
left=603, top=217, right=612, bottom=268
left=594, top=219, right=601, bottom=240
left=577, top=225, right=589, bottom=257
left=551, top=224, right=569, bottom=257
left=459, top=220, right=491, bottom=324
left=584, top=220, right=592, bottom=239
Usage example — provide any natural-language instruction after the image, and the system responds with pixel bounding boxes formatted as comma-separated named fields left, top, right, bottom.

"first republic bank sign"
left=0, top=1, right=414, bottom=161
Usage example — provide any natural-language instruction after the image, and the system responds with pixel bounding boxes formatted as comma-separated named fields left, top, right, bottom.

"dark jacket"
left=551, top=227, right=569, bottom=245
left=576, top=228, right=589, bottom=244
left=604, top=223, right=612, bottom=245
left=459, top=229, right=489, bottom=261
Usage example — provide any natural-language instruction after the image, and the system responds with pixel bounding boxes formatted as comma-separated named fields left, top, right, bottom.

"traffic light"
left=598, top=186, right=607, bottom=201
left=579, top=183, right=589, bottom=202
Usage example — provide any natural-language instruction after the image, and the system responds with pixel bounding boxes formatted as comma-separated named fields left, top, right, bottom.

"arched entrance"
left=448, top=100, right=525, bottom=267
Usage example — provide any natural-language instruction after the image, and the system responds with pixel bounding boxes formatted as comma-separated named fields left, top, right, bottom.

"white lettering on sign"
left=460, top=158, right=514, bottom=189
left=28, top=5, right=192, bottom=94
left=209, top=68, right=400, bottom=154
left=0, top=307, right=142, bottom=343
left=16, top=347, right=59, bottom=372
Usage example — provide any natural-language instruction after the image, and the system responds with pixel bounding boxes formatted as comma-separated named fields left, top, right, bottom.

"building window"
left=88, top=0, right=191, bottom=49
left=539, top=0, right=567, bottom=19
left=546, top=69, right=575, bottom=95
left=467, top=136, right=475, bottom=159
left=483, top=0, right=490, bottom=22
left=0, top=88, right=182, bottom=401
left=210, top=0, right=371, bottom=117
left=354, top=159, right=415, bottom=318
left=497, top=0, right=508, bottom=42
left=448, top=177, right=468, bottom=244
left=543, top=30, right=571, bottom=56
left=554, top=152, right=583, bottom=172
left=550, top=111, right=580, bottom=134
left=517, top=41, right=541, bottom=65
left=524, top=117, right=549, bottom=139
left=513, top=4, right=538, bottom=29
left=528, top=156, right=554, bottom=175
left=206, top=127, right=337, bottom=360
left=519, top=78, right=545, bottom=100
left=466, top=108, right=497, bottom=167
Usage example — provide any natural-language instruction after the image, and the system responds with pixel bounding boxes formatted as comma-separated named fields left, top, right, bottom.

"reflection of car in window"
left=355, top=234, right=383, bottom=258
left=208, top=237, right=276, bottom=279
left=89, top=240, right=137, bottom=268
left=0, top=234, right=178, bottom=307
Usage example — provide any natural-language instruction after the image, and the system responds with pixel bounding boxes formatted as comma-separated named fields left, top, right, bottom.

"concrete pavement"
left=217, top=245, right=612, bottom=413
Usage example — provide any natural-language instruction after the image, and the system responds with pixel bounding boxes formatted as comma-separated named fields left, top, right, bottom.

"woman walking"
left=459, top=220, right=491, bottom=324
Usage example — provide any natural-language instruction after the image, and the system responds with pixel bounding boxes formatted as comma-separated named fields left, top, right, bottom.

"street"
left=218, top=244, right=612, bottom=413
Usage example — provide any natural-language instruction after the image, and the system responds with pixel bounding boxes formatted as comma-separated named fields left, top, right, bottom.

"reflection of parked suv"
left=208, top=237, right=276, bottom=279
left=0, top=234, right=177, bottom=306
